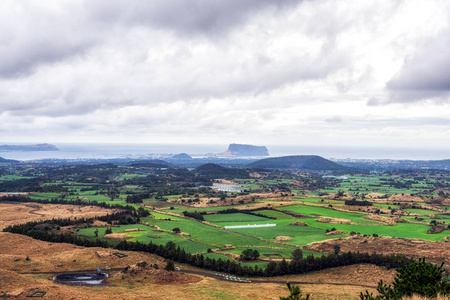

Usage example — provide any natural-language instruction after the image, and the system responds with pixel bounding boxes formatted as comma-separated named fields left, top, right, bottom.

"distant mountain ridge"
left=248, top=155, right=349, bottom=171
left=0, top=143, right=59, bottom=152
left=129, top=160, right=170, bottom=168
left=225, top=143, right=269, bottom=156
left=336, top=158, right=450, bottom=171
left=0, top=157, right=19, bottom=164
left=196, top=163, right=250, bottom=179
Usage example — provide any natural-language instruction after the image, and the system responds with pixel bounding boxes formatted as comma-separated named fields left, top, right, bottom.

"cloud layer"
left=1, top=0, right=450, bottom=149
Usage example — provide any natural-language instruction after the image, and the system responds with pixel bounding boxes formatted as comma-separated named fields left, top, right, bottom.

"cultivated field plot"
left=203, top=213, right=269, bottom=223
left=320, top=175, right=440, bottom=196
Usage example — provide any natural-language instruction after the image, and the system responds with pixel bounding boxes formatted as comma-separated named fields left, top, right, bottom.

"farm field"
left=203, top=213, right=269, bottom=223
left=1, top=161, right=450, bottom=300
left=319, top=175, right=440, bottom=196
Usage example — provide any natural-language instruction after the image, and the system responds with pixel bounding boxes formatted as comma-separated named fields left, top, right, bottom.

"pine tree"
left=360, top=258, right=450, bottom=300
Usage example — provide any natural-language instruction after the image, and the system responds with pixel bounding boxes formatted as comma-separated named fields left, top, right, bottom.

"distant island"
left=0, top=143, right=60, bottom=152
left=224, top=143, right=269, bottom=156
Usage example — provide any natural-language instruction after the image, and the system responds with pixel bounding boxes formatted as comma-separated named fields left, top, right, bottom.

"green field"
left=203, top=213, right=269, bottom=223
left=403, top=208, right=439, bottom=216
left=255, top=210, right=296, bottom=220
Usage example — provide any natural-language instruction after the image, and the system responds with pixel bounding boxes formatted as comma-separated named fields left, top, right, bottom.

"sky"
left=1, top=0, right=450, bottom=151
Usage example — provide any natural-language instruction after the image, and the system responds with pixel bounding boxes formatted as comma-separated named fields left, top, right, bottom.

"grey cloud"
left=0, top=2, right=98, bottom=78
left=89, top=0, right=301, bottom=37
left=325, top=116, right=343, bottom=123
left=385, top=29, right=450, bottom=103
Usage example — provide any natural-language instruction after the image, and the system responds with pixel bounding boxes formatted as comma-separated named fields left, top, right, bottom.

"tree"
left=333, top=244, right=341, bottom=255
left=172, top=227, right=181, bottom=234
left=165, top=241, right=176, bottom=251
left=292, top=249, right=303, bottom=261
left=280, top=281, right=310, bottom=300
left=164, top=259, right=175, bottom=271
left=240, top=248, right=260, bottom=261
left=360, top=258, right=450, bottom=300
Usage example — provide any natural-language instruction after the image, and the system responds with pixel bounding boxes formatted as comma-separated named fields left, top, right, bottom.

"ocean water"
left=0, top=143, right=448, bottom=161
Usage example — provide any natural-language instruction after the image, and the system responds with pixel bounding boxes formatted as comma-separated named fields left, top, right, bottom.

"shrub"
left=360, top=258, right=450, bottom=299
left=280, top=282, right=310, bottom=300
left=164, top=260, right=175, bottom=271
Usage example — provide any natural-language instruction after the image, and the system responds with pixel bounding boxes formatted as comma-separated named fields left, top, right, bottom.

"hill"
left=129, top=160, right=170, bottom=168
left=226, top=143, right=269, bottom=156
left=171, top=153, right=192, bottom=160
left=0, top=157, right=19, bottom=164
left=195, top=163, right=250, bottom=179
left=0, top=143, right=59, bottom=152
left=248, top=155, right=349, bottom=171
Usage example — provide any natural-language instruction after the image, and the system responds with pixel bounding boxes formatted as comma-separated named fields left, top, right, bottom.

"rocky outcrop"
left=0, top=143, right=60, bottom=152
left=226, top=144, right=269, bottom=156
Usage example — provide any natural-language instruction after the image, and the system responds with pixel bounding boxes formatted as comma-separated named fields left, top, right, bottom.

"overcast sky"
left=1, top=0, right=450, bottom=150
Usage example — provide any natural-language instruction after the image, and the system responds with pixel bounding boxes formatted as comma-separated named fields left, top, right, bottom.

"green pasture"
left=403, top=208, right=438, bottom=216
left=281, top=205, right=377, bottom=225
left=149, top=212, right=184, bottom=220
left=0, top=175, right=30, bottom=181
left=117, top=174, right=146, bottom=180
left=203, top=213, right=269, bottom=223
left=297, top=198, right=344, bottom=206
left=215, top=219, right=348, bottom=247
left=169, top=203, right=262, bottom=214
left=320, top=175, right=435, bottom=195
left=255, top=210, right=295, bottom=220
left=140, top=216, right=290, bottom=252
left=127, top=230, right=211, bottom=253
left=373, top=203, right=399, bottom=209
left=29, top=192, right=62, bottom=199
left=78, top=224, right=152, bottom=237
left=298, top=218, right=449, bottom=241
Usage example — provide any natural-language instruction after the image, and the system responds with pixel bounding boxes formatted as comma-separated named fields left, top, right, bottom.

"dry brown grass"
left=304, top=236, right=450, bottom=264
left=0, top=231, right=393, bottom=300
left=402, top=295, right=450, bottom=300
left=0, top=202, right=413, bottom=299
left=388, top=194, right=424, bottom=202
left=317, top=217, right=352, bottom=225
left=0, top=202, right=120, bottom=230
left=275, top=236, right=293, bottom=241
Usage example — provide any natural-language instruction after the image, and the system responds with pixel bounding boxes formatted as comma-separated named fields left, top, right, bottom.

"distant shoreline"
left=0, top=143, right=448, bottom=161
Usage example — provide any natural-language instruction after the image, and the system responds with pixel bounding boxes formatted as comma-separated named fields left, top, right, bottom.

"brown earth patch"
left=304, top=236, right=450, bottom=265
left=317, top=217, right=352, bottom=225
left=325, top=230, right=347, bottom=236
left=364, top=214, right=398, bottom=225
left=289, top=221, right=308, bottom=226
left=275, top=236, right=293, bottom=242
left=0, top=202, right=120, bottom=230
left=104, top=233, right=132, bottom=240
left=388, top=194, right=424, bottom=202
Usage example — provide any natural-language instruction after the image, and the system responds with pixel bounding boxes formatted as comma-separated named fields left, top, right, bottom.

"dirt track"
left=17, top=267, right=377, bottom=289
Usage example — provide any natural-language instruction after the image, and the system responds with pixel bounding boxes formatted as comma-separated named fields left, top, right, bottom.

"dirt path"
left=19, top=268, right=377, bottom=289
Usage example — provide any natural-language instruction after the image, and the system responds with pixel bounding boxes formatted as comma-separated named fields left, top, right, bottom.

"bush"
left=280, top=282, right=310, bottom=300
left=360, top=258, right=450, bottom=299
left=164, top=260, right=175, bottom=271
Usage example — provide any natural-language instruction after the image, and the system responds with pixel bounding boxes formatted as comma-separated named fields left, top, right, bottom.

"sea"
left=0, top=143, right=448, bottom=161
